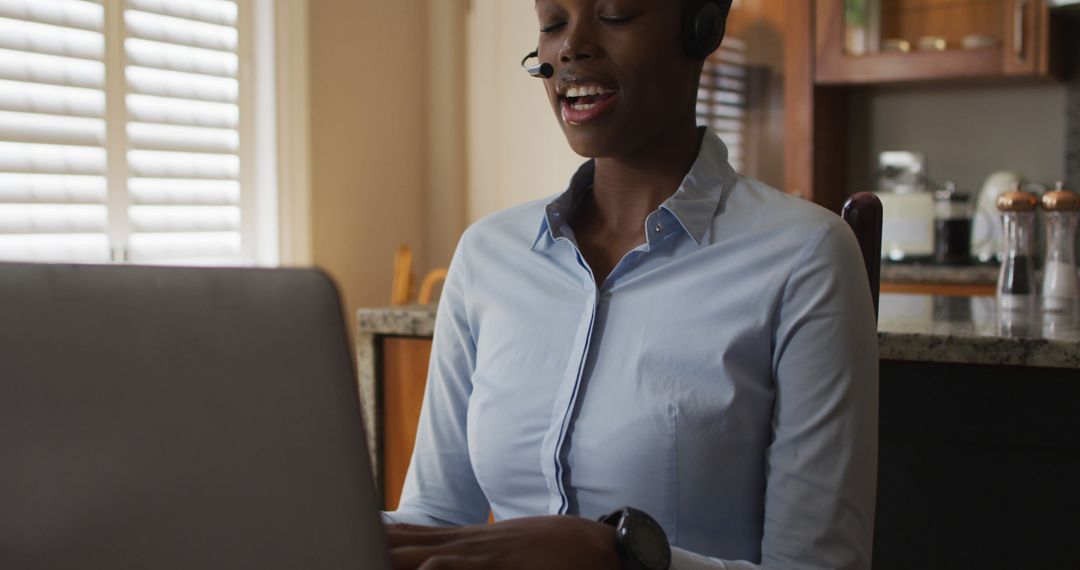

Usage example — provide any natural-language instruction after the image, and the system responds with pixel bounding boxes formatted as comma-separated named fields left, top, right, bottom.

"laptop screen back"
left=0, top=263, right=390, bottom=569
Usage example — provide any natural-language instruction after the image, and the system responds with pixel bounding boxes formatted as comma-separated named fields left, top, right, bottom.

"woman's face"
left=535, top=0, right=701, bottom=159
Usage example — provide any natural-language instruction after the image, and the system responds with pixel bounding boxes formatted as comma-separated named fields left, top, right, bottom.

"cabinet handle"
left=1014, top=0, right=1027, bottom=61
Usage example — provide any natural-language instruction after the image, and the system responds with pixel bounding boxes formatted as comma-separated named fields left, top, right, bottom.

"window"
left=0, top=0, right=260, bottom=265
left=697, top=36, right=748, bottom=174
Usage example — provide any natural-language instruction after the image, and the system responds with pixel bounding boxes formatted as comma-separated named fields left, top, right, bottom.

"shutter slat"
left=0, top=141, right=106, bottom=175
left=0, top=48, right=104, bottom=89
left=126, top=94, right=237, bottom=129
left=0, top=203, right=107, bottom=234
left=129, top=178, right=238, bottom=206
left=129, top=205, right=239, bottom=233
left=0, top=16, right=104, bottom=61
left=708, top=118, right=742, bottom=132
left=0, top=79, right=104, bottom=118
left=126, top=66, right=237, bottom=104
left=125, top=37, right=237, bottom=78
left=0, top=234, right=109, bottom=262
left=128, top=231, right=241, bottom=263
left=127, top=149, right=238, bottom=180
left=0, top=110, right=105, bottom=147
left=0, top=0, right=104, bottom=33
left=128, top=122, right=237, bottom=154
left=125, top=9, right=237, bottom=53
left=0, top=173, right=106, bottom=204
left=126, top=0, right=236, bottom=28
left=715, top=49, right=747, bottom=66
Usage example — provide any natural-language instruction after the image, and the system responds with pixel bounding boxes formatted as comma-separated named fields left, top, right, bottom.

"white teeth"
left=570, top=102, right=597, bottom=111
left=564, top=84, right=613, bottom=98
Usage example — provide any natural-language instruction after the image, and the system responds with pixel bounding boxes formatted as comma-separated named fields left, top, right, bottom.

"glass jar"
left=996, top=189, right=1038, bottom=312
left=1040, top=182, right=1080, bottom=313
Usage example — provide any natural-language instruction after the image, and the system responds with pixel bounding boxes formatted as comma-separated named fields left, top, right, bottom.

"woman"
left=384, top=1, right=878, bottom=568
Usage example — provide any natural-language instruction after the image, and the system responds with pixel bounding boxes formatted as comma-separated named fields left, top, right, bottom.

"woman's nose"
left=558, top=19, right=601, bottom=63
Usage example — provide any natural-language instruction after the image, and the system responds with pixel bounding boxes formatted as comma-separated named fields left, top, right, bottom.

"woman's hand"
left=386, top=515, right=620, bottom=570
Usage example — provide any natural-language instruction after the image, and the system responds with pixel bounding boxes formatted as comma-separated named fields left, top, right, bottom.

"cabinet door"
left=817, top=0, right=1009, bottom=83
left=816, top=0, right=1053, bottom=83
left=1003, top=0, right=1047, bottom=75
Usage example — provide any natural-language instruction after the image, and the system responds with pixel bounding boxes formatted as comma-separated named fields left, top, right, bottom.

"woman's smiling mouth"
left=559, top=83, right=620, bottom=125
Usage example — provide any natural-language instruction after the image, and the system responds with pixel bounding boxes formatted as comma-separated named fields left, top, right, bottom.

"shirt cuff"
left=670, top=546, right=761, bottom=570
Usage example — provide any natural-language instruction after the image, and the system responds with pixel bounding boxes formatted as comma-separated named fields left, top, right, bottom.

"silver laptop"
left=0, top=262, right=391, bottom=569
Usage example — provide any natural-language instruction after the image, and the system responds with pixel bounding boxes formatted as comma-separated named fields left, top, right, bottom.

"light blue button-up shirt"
left=384, top=130, right=878, bottom=569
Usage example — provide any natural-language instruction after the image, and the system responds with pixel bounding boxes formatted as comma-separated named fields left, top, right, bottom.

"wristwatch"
left=598, top=507, right=671, bottom=570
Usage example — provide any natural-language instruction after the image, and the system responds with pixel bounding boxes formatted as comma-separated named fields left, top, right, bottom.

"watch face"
left=630, top=524, right=669, bottom=568
left=623, top=513, right=671, bottom=570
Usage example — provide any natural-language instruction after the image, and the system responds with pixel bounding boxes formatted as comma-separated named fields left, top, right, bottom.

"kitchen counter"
left=878, top=293, right=1080, bottom=368
left=880, top=262, right=998, bottom=285
left=356, top=293, right=1080, bottom=371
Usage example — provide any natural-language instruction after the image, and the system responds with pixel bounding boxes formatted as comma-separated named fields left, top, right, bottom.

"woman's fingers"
left=389, top=545, right=437, bottom=570
left=391, top=546, right=486, bottom=570
left=385, top=524, right=467, bottom=548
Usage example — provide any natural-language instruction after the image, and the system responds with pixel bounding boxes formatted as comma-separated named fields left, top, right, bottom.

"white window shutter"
left=0, top=0, right=110, bottom=262
left=697, top=37, right=747, bottom=174
left=123, top=0, right=242, bottom=264
left=0, top=0, right=247, bottom=265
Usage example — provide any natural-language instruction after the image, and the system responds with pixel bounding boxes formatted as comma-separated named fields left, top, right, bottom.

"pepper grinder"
left=1040, top=182, right=1080, bottom=313
left=996, top=189, right=1039, bottom=312
left=933, top=182, right=972, bottom=265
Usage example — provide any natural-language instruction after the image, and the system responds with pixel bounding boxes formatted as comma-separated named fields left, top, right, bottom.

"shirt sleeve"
left=382, top=231, right=491, bottom=527
left=671, top=546, right=760, bottom=569
left=764, top=217, right=879, bottom=568
left=671, top=218, right=877, bottom=570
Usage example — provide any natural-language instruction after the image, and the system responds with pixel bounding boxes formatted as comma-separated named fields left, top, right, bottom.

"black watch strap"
left=599, top=507, right=671, bottom=570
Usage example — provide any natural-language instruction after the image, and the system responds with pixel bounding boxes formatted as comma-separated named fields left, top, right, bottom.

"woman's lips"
left=561, top=92, right=619, bottom=125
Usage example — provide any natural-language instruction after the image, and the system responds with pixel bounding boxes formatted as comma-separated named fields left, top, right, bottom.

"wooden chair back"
left=841, top=192, right=883, bottom=320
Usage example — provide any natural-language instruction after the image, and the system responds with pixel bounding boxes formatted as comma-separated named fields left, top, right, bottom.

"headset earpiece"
left=682, top=0, right=731, bottom=60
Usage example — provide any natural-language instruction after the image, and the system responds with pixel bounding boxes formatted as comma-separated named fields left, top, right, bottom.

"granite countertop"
left=877, top=293, right=1080, bottom=368
left=357, top=294, right=1080, bottom=369
left=881, top=262, right=999, bottom=285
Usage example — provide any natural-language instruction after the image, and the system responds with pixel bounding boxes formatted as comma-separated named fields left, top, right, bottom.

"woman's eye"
left=540, top=21, right=566, bottom=33
left=599, top=14, right=634, bottom=25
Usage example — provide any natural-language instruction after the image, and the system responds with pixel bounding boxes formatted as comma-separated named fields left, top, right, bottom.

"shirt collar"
left=533, top=128, right=735, bottom=251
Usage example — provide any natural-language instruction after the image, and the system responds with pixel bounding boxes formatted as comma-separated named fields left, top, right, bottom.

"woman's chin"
left=561, top=131, right=624, bottom=159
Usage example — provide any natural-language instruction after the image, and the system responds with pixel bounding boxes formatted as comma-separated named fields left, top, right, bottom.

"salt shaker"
left=996, top=189, right=1039, bottom=312
left=1040, top=182, right=1080, bottom=313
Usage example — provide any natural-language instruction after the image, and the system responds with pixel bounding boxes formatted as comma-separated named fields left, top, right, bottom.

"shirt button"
left=654, top=223, right=665, bottom=234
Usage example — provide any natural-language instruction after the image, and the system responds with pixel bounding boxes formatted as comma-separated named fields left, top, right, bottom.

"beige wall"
left=466, top=1, right=584, bottom=222
left=309, top=0, right=468, bottom=316
left=306, top=0, right=582, bottom=316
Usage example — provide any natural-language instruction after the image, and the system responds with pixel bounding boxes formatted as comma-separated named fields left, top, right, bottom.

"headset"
left=681, top=0, right=732, bottom=60
left=523, top=0, right=733, bottom=77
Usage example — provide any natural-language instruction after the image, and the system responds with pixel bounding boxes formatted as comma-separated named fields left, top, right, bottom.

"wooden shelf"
left=815, top=0, right=1050, bottom=85
left=816, top=46, right=1007, bottom=84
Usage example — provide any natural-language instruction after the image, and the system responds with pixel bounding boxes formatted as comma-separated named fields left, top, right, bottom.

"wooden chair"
left=390, top=245, right=449, bottom=305
left=841, top=192, right=883, bottom=320
left=390, top=245, right=414, bottom=306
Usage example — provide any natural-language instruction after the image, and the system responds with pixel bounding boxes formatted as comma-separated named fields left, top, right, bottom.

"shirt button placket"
left=541, top=248, right=600, bottom=515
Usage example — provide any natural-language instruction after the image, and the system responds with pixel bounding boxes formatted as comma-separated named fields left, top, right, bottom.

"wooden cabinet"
left=815, top=0, right=1057, bottom=84
left=380, top=337, right=432, bottom=511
